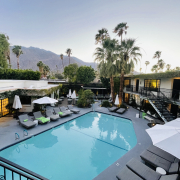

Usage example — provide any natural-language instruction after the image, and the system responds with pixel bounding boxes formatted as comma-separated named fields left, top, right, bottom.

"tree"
left=43, top=65, right=50, bottom=77
left=95, top=28, right=109, bottom=44
left=113, top=22, right=129, bottom=43
left=0, top=34, right=9, bottom=69
left=12, top=45, right=23, bottom=69
left=77, top=66, right=96, bottom=85
left=60, top=54, right=64, bottom=69
left=37, top=61, right=44, bottom=74
left=65, top=48, right=72, bottom=65
left=157, top=59, right=165, bottom=71
left=174, top=67, right=180, bottom=71
left=145, top=61, right=150, bottom=73
left=153, top=51, right=161, bottom=60
left=94, top=38, right=119, bottom=102
left=55, top=73, right=64, bottom=79
left=118, top=39, right=142, bottom=105
left=151, top=64, right=158, bottom=73
left=63, top=63, right=78, bottom=83
left=166, top=64, right=171, bottom=71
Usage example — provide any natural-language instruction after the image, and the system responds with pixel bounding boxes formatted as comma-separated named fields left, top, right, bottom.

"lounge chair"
left=116, top=108, right=126, bottom=114
left=33, top=111, right=50, bottom=124
left=46, top=110, right=59, bottom=121
left=60, top=106, right=73, bottom=115
left=140, top=150, right=179, bottom=174
left=53, top=107, right=70, bottom=117
left=147, top=145, right=180, bottom=163
left=108, top=106, right=118, bottom=112
left=116, top=158, right=180, bottom=180
left=67, top=105, right=80, bottom=114
left=18, top=114, right=36, bottom=129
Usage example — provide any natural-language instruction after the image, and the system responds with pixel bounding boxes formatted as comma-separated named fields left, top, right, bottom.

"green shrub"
left=120, top=104, right=127, bottom=109
left=101, top=100, right=111, bottom=107
left=0, top=69, right=41, bottom=80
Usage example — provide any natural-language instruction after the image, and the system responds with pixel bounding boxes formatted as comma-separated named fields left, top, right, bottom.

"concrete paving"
left=0, top=99, right=153, bottom=180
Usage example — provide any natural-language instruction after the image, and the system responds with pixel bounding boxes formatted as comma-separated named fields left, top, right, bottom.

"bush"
left=101, top=100, right=111, bottom=107
left=0, top=69, right=41, bottom=80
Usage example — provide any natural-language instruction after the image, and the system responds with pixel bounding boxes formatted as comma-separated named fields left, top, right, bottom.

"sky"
left=0, top=0, right=180, bottom=73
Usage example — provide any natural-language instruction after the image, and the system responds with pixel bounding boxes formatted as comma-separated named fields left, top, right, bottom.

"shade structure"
left=146, top=118, right=180, bottom=159
left=71, top=90, right=76, bottom=99
left=114, top=94, right=119, bottom=105
left=32, top=97, right=58, bottom=104
left=68, top=89, right=72, bottom=97
left=13, top=95, right=22, bottom=109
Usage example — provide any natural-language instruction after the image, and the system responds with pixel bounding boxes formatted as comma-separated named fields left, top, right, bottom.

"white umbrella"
left=71, top=90, right=76, bottom=99
left=146, top=119, right=180, bottom=159
left=110, top=93, right=112, bottom=98
left=114, top=94, right=119, bottom=105
left=32, top=97, right=58, bottom=104
left=69, top=89, right=72, bottom=97
left=13, top=95, right=22, bottom=109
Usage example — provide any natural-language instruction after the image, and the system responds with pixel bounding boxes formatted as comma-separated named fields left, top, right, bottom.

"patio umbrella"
left=114, top=95, right=119, bottom=105
left=146, top=118, right=180, bottom=159
left=71, top=90, right=76, bottom=99
left=13, top=95, right=22, bottom=109
left=32, top=97, right=58, bottom=104
left=68, top=89, right=72, bottom=98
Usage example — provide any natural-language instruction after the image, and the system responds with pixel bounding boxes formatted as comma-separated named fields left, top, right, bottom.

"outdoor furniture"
left=60, top=106, right=73, bottom=115
left=33, top=111, right=50, bottom=124
left=116, top=158, right=180, bottom=180
left=140, top=150, right=179, bottom=174
left=116, top=108, right=126, bottom=114
left=60, top=96, right=64, bottom=100
left=53, top=107, right=70, bottom=117
left=144, top=115, right=155, bottom=123
left=18, top=114, right=36, bottom=129
left=68, top=99, right=72, bottom=104
left=147, top=145, right=180, bottom=163
left=67, top=105, right=80, bottom=114
left=58, top=99, right=62, bottom=104
left=108, top=106, right=118, bottom=112
left=46, top=110, right=59, bottom=121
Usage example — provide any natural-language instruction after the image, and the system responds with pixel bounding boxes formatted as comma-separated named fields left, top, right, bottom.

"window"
left=20, top=96, right=31, bottom=105
left=0, top=98, right=9, bottom=116
left=144, top=79, right=160, bottom=91
left=124, top=79, right=131, bottom=87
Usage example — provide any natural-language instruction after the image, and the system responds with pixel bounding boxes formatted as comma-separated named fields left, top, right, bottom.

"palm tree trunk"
left=62, top=60, right=64, bottom=69
left=121, top=35, right=122, bottom=44
left=69, top=56, right=70, bottom=65
left=119, top=70, right=124, bottom=105
left=110, top=77, right=115, bottom=103
left=17, top=57, right=19, bottom=69
left=145, top=65, right=147, bottom=73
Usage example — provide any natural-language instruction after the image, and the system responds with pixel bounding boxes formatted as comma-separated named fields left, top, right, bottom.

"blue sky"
left=0, top=0, right=180, bottom=73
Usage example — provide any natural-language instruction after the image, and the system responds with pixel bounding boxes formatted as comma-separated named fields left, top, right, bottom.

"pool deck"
left=0, top=99, right=153, bottom=180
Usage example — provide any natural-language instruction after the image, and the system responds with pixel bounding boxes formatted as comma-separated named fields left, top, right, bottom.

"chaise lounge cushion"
left=116, top=108, right=126, bottom=114
left=18, top=114, right=36, bottom=129
left=108, top=107, right=118, bottom=112
left=67, top=105, right=80, bottom=113
left=159, top=174, right=180, bottom=180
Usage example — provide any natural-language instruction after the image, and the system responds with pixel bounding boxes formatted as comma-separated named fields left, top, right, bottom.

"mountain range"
left=10, top=46, right=97, bottom=72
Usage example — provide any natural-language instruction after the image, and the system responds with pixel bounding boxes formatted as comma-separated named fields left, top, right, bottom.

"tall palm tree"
left=43, top=65, right=50, bottom=77
left=12, top=46, right=23, bottom=69
left=118, top=39, right=142, bottom=104
left=151, top=64, right=158, bottom=73
left=157, top=59, right=165, bottom=71
left=145, top=61, right=150, bottom=73
left=60, top=54, right=64, bottom=69
left=113, top=22, right=129, bottom=43
left=66, top=48, right=72, bottom=65
left=5, top=47, right=11, bottom=68
left=95, top=28, right=109, bottom=44
left=166, top=64, right=171, bottom=71
left=153, top=51, right=161, bottom=60
left=37, top=61, right=44, bottom=74
left=94, top=38, right=118, bottom=102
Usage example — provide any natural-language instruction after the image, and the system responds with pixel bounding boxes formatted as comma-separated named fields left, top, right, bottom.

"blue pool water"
left=0, top=112, right=137, bottom=180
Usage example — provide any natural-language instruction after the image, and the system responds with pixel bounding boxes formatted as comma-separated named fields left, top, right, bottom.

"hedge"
left=0, top=69, right=41, bottom=80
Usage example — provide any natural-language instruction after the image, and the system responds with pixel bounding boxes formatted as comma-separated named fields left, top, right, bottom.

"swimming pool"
left=0, top=112, right=137, bottom=180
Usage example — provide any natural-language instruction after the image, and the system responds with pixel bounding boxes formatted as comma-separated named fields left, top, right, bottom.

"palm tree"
left=94, top=38, right=118, bottom=102
left=43, top=65, right=50, bottom=77
left=151, top=64, right=158, bottom=73
left=166, top=64, right=171, bottom=71
left=60, top=54, right=64, bottom=69
left=153, top=51, right=161, bottom=60
left=5, top=47, right=11, bottom=68
left=157, top=59, right=165, bottom=71
left=37, top=61, right=44, bottom=74
left=113, top=22, right=129, bottom=43
left=12, top=45, right=23, bottom=69
left=118, top=39, right=142, bottom=105
left=95, top=28, right=109, bottom=44
left=66, top=49, right=72, bottom=65
left=145, top=61, right=150, bottom=73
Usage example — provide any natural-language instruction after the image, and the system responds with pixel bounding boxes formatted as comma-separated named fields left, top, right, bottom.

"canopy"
left=71, top=90, right=76, bottom=99
left=13, top=95, right=22, bottom=109
left=32, top=97, right=58, bottom=104
left=146, top=118, right=180, bottom=159
left=114, top=94, right=119, bottom=105
left=68, top=89, right=72, bottom=97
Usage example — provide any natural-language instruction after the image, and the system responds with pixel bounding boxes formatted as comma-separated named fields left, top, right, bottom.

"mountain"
left=10, top=46, right=97, bottom=72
